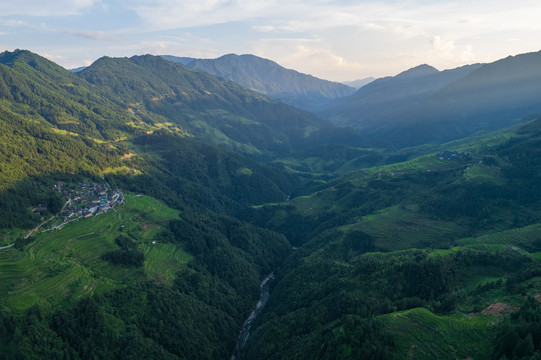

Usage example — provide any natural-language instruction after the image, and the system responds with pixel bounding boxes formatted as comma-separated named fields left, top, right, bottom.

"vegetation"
left=2, top=49, right=541, bottom=359
left=178, top=53, right=355, bottom=111
left=101, top=235, right=145, bottom=267
left=240, top=117, right=541, bottom=359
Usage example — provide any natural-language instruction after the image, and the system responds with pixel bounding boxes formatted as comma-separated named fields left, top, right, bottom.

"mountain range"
left=320, top=50, right=541, bottom=148
left=3, top=48, right=541, bottom=359
left=163, top=53, right=356, bottom=111
left=341, top=77, right=375, bottom=89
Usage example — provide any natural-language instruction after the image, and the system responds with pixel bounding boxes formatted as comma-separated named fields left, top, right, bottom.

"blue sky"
left=1, top=0, right=541, bottom=81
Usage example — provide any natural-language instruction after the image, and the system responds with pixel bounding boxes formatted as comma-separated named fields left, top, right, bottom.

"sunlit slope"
left=80, top=54, right=331, bottom=156
left=0, top=194, right=186, bottom=311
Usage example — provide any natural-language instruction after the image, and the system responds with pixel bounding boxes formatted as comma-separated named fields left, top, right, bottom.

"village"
left=437, top=150, right=472, bottom=161
left=45, top=181, right=124, bottom=232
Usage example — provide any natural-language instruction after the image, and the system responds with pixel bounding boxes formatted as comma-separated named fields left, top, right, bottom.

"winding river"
left=230, top=272, right=274, bottom=360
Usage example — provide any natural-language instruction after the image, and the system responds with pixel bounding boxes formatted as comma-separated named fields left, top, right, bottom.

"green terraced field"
left=0, top=194, right=190, bottom=312
left=463, top=164, right=507, bottom=185
left=342, top=154, right=468, bottom=187
left=341, top=205, right=462, bottom=251
left=142, top=243, right=193, bottom=284
left=383, top=307, right=494, bottom=360
left=457, top=223, right=541, bottom=250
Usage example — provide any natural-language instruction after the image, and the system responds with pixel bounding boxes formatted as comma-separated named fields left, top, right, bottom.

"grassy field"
left=457, top=223, right=541, bottom=250
left=0, top=194, right=190, bottom=312
left=342, top=154, right=468, bottom=188
left=383, top=307, right=495, bottom=360
left=463, top=164, right=507, bottom=185
left=339, top=205, right=462, bottom=251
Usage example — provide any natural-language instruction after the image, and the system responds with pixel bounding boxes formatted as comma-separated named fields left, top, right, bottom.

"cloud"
left=43, top=53, right=66, bottom=60
left=0, top=19, right=27, bottom=27
left=4, top=0, right=541, bottom=81
left=252, top=25, right=276, bottom=33
left=0, top=0, right=100, bottom=17
left=63, top=30, right=122, bottom=42
left=253, top=38, right=365, bottom=81
left=363, top=22, right=385, bottom=31
left=128, top=0, right=271, bottom=29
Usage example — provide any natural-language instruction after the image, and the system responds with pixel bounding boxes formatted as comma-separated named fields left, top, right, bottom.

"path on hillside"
left=24, top=199, right=72, bottom=239
left=0, top=243, right=14, bottom=251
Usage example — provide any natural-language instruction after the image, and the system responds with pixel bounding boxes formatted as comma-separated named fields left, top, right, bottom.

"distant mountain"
left=163, top=53, right=356, bottom=111
left=342, top=77, right=374, bottom=89
left=320, top=63, right=482, bottom=140
left=322, top=50, right=541, bottom=148
left=69, top=66, right=87, bottom=72
left=160, top=55, right=197, bottom=65
left=407, top=51, right=541, bottom=143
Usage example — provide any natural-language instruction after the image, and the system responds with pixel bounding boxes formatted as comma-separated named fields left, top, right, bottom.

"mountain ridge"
left=318, top=51, right=541, bottom=147
left=4, top=47, right=541, bottom=360
left=163, top=53, right=356, bottom=111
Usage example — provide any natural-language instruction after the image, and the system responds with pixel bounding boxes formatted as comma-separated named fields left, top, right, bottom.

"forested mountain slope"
left=0, top=50, right=305, bottom=359
left=0, top=50, right=307, bottom=228
left=0, top=50, right=138, bottom=140
left=241, top=117, right=541, bottom=359
left=79, top=54, right=334, bottom=157
left=3, top=48, right=541, bottom=360
left=165, top=53, right=355, bottom=111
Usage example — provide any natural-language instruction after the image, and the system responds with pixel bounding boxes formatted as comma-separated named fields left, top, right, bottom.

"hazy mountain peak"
left=395, top=64, right=439, bottom=79
left=342, top=77, right=375, bottom=89
left=167, top=53, right=355, bottom=111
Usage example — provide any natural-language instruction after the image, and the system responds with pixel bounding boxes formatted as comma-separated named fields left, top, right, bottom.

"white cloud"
left=43, top=53, right=66, bottom=61
left=426, top=35, right=475, bottom=65
left=128, top=0, right=272, bottom=29
left=4, top=0, right=541, bottom=80
left=63, top=30, right=122, bottom=42
left=0, top=0, right=100, bottom=17
left=363, top=22, right=385, bottom=31
left=253, top=38, right=365, bottom=81
left=1, top=19, right=27, bottom=27
left=252, top=25, right=276, bottom=33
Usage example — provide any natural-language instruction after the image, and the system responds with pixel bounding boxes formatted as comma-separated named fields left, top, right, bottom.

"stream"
left=230, top=272, right=274, bottom=360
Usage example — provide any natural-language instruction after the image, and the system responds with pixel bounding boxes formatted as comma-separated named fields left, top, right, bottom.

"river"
left=230, top=272, right=274, bottom=360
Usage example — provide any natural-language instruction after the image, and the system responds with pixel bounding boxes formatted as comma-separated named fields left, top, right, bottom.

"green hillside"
left=3, top=48, right=541, bottom=360
left=0, top=189, right=292, bottom=358
left=0, top=50, right=303, bottom=358
left=240, top=118, right=541, bottom=359
left=80, top=54, right=331, bottom=156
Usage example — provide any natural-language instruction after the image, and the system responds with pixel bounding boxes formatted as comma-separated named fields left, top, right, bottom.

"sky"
left=1, top=0, right=541, bottom=82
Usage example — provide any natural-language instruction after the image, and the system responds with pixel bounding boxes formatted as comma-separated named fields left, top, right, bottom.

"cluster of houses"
left=437, top=151, right=471, bottom=161
left=57, top=182, right=124, bottom=224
